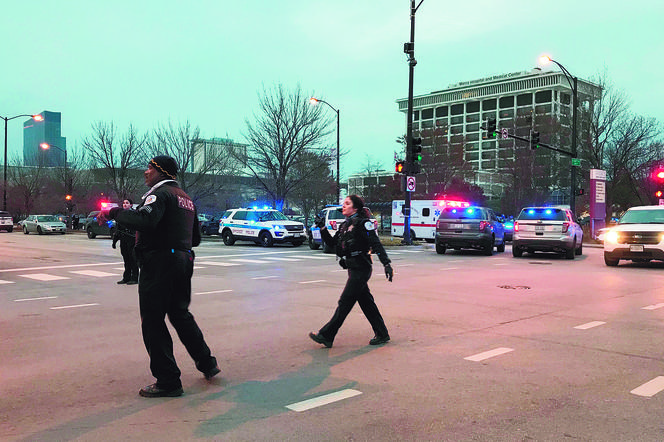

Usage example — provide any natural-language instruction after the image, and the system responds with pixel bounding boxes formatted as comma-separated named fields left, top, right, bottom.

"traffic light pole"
left=402, top=0, right=423, bottom=245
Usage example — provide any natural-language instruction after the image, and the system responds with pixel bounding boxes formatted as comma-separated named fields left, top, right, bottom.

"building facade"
left=23, top=110, right=66, bottom=167
left=396, top=68, right=602, bottom=201
left=191, top=137, right=248, bottom=175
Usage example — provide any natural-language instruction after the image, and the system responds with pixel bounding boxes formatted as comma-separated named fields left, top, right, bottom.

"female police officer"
left=309, top=194, right=394, bottom=348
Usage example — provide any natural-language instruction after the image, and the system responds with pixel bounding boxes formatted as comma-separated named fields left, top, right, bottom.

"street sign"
left=572, top=158, right=581, bottom=166
left=501, top=128, right=508, bottom=139
left=406, top=176, right=416, bottom=192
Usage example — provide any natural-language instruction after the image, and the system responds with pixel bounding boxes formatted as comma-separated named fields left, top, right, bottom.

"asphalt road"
left=2, top=231, right=664, bottom=441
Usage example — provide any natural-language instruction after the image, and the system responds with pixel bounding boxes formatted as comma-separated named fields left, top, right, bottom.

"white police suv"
left=218, top=208, right=306, bottom=247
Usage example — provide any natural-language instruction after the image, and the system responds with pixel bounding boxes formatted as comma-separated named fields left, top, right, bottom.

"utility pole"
left=403, top=0, right=423, bottom=245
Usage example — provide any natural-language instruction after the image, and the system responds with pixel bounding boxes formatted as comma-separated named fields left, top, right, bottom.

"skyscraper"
left=23, top=110, right=66, bottom=167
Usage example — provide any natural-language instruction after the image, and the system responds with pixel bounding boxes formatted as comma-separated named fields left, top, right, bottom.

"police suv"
left=309, top=205, right=346, bottom=252
left=218, top=208, right=306, bottom=247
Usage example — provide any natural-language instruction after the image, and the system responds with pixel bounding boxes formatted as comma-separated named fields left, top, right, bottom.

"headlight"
left=605, top=230, right=619, bottom=244
left=273, top=225, right=284, bottom=230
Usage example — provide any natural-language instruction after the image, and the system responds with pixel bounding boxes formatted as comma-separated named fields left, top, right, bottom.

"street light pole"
left=1, top=113, right=43, bottom=211
left=539, top=56, right=578, bottom=214
left=40, top=142, right=71, bottom=226
left=309, top=97, right=340, bottom=203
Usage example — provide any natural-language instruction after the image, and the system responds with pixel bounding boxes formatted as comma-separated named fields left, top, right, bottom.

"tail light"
left=514, top=221, right=519, bottom=232
left=562, top=222, right=570, bottom=233
left=479, top=221, right=490, bottom=231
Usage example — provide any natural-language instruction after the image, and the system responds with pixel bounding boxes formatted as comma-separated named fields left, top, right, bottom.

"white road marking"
left=195, top=289, right=233, bottom=295
left=440, top=267, right=458, bottom=271
left=299, top=280, right=327, bottom=284
left=398, top=250, right=423, bottom=253
left=19, top=273, right=70, bottom=281
left=251, top=276, right=279, bottom=280
left=69, top=270, right=116, bottom=277
left=0, top=262, right=122, bottom=273
left=290, top=255, right=332, bottom=260
left=397, top=263, right=414, bottom=267
left=0, top=279, right=15, bottom=284
left=642, top=303, right=664, bottom=310
left=264, top=257, right=301, bottom=261
left=493, top=263, right=509, bottom=266
left=50, top=303, right=100, bottom=310
left=464, top=347, right=514, bottom=362
left=574, top=321, right=606, bottom=330
left=197, top=261, right=240, bottom=267
left=286, top=389, right=362, bottom=412
left=14, top=296, right=58, bottom=302
left=231, top=259, right=267, bottom=264
left=193, top=266, right=207, bottom=270
left=631, top=376, right=664, bottom=397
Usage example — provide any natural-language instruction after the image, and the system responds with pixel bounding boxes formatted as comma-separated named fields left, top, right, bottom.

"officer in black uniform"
left=309, top=194, right=394, bottom=348
left=106, top=155, right=220, bottom=398
left=112, top=198, right=139, bottom=285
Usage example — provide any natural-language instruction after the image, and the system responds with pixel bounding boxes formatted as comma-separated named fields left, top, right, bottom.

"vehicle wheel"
left=87, top=227, right=96, bottom=239
left=575, top=242, right=583, bottom=255
left=308, top=235, right=320, bottom=250
left=259, top=231, right=274, bottom=247
left=37, top=226, right=43, bottom=235
left=512, top=246, right=523, bottom=257
left=425, top=238, right=434, bottom=243
left=222, top=230, right=235, bottom=246
left=483, top=238, right=494, bottom=256
left=7, top=227, right=12, bottom=233
left=435, top=242, right=446, bottom=254
left=23, top=226, right=29, bottom=234
left=604, top=253, right=619, bottom=266
left=292, top=240, right=304, bottom=247
left=565, top=239, right=576, bottom=259
left=497, top=241, right=505, bottom=253
left=61, top=231, right=66, bottom=235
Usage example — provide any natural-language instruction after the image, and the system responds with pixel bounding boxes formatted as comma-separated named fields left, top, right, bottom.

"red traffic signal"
left=395, top=161, right=405, bottom=174
left=656, top=190, right=663, bottom=198
left=656, top=171, right=664, bottom=180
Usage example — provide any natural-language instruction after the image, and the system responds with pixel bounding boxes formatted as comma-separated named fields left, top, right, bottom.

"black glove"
left=338, top=257, right=347, bottom=269
left=314, top=215, right=325, bottom=229
left=384, top=264, right=393, bottom=282
left=111, top=241, right=117, bottom=249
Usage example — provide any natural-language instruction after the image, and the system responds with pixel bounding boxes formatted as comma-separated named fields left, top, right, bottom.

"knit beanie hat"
left=149, top=155, right=178, bottom=180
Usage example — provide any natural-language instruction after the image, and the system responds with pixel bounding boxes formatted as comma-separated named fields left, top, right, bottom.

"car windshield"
left=518, top=208, right=566, bottom=221
left=620, top=209, right=664, bottom=224
left=256, top=211, right=288, bottom=221
left=37, top=216, right=58, bottom=222
left=440, top=207, right=483, bottom=220
left=329, top=209, right=345, bottom=220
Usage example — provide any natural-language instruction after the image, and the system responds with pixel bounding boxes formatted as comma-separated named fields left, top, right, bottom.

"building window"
left=450, top=125, right=463, bottom=135
left=535, top=104, right=551, bottom=115
left=499, top=109, right=514, bottom=118
left=436, top=106, right=448, bottom=117
left=482, top=111, right=496, bottom=121
left=465, top=113, right=480, bottom=123
left=482, top=140, right=497, bottom=149
left=451, top=103, right=464, bottom=115
left=450, top=115, right=464, bottom=125
left=466, top=132, right=479, bottom=141
left=535, top=90, right=552, bottom=103
left=517, top=93, right=532, bottom=106
left=421, top=108, right=434, bottom=119
left=466, top=152, right=479, bottom=161
left=466, top=101, right=480, bottom=113
left=482, top=98, right=497, bottom=110
left=481, top=151, right=496, bottom=160
left=560, top=93, right=571, bottom=105
left=499, top=96, right=514, bottom=108
left=465, top=123, right=480, bottom=133
left=413, top=110, right=419, bottom=121
left=421, top=120, right=434, bottom=129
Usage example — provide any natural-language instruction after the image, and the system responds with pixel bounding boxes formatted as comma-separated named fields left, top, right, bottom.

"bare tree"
left=81, top=122, right=146, bottom=200
left=8, top=155, right=48, bottom=218
left=288, top=151, right=336, bottom=225
left=242, top=84, right=334, bottom=209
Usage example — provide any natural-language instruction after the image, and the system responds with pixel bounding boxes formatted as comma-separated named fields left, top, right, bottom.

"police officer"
left=112, top=198, right=139, bottom=285
left=309, top=195, right=394, bottom=348
left=106, top=155, right=220, bottom=398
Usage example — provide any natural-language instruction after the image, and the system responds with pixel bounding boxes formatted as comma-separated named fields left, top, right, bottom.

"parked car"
left=499, top=215, right=514, bottom=241
left=218, top=207, right=306, bottom=247
left=512, top=206, right=583, bottom=259
left=84, top=211, right=116, bottom=239
left=22, top=214, right=66, bottom=235
left=603, top=205, right=664, bottom=266
left=0, top=210, right=13, bottom=232
left=198, top=213, right=219, bottom=235
left=435, top=205, right=505, bottom=255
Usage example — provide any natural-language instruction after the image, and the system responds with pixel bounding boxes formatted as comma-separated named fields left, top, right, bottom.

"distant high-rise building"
left=23, top=110, right=66, bottom=167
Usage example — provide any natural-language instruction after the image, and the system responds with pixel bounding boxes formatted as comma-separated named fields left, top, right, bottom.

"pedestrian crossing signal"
left=395, top=161, right=405, bottom=174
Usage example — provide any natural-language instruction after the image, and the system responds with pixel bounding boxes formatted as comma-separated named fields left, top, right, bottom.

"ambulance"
left=391, top=199, right=470, bottom=242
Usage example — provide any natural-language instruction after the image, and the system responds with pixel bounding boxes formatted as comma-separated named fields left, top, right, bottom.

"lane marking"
left=440, top=267, right=458, bottom=271
left=251, top=276, right=279, bottom=280
left=290, top=255, right=332, bottom=260
left=231, top=259, right=267, bottom=264
left=193, top=266, right=207, bottom=270
left=264, top=257, right=301, bottom=262
left=14, top=296, right=58, bottom=302
left=464, top=347, right=514, bottom=362
left=195, top=289, right=233, bottom=295
left=50, top=303, right=100, bottom=310
left=70, top=270, right=117, bottom=277
left=493, top=263, right=509, bottom=266
left=299, top=280, right=327, bottom=284
left=397, top=263, right=414, bottom=267
left=19, top=273, right=70, bottom=281
left=574, top=321, right=606, bottom=330
left=642, top=303, right=664, bottom=310
left=197, top=261, right=240, bottom=267
left=0, top=279, right=15, bottom=284
left=286, top=389, right=362, bottom=412
left=631, top=376, right=664, bottom=397
left=0, top=262, right=122, bottom=273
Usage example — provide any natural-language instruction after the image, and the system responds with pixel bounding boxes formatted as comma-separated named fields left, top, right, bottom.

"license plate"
left=451, top=223, right=463, bottom=229
left=535, top=225, right=544, bottom=232
left=312, top=230, right=321, bottom=240
left=630, top=245, right=644, bottom=252
left=293, top=233, right=300, bottom=237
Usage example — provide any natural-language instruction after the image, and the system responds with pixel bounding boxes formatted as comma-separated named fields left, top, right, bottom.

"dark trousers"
left=120, top=237, right=138, bottom=282
left=319, top=264, right=389, bottom=342
left=138, top=249, right=217, bottom=389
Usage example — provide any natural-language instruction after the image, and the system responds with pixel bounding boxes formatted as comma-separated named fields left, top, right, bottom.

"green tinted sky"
left=1, top=0, right=662, bottom=177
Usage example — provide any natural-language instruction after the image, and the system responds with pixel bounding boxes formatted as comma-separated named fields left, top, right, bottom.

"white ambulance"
left=391, top=199, right=470, bottom=242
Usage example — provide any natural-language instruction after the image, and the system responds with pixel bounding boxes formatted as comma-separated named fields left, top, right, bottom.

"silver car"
left=22, top=214, right=67, bottom=235
left=512, top=206, right=583, bottom=259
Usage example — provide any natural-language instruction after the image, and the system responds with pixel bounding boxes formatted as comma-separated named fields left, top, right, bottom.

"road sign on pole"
left=406, top=176, right=416, bottom=192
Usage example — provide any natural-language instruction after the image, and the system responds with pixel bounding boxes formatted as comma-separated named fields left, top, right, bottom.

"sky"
left=2, top=1, right=662, bottom=180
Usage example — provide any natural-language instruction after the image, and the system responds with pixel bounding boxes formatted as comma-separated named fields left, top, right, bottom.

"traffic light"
left=577, top=188, right=585, bottom=196
left=395, top=161, right=405, bottom=174
left=654, top=169, right=664, bottom=200
left=530, top=130, right=540, bottom=150
left=410, top=136, right=422, bottom=174
left=485, top=118, right=496, bottom=139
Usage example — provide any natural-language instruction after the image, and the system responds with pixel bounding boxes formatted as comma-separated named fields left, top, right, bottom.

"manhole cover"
left=498, top=285, right=531, bottom=290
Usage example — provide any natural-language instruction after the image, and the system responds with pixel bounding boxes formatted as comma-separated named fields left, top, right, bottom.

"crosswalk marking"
left=231, top=259, right=267, bottom=264
left=631, top=376, right=664, bottom=397
left=290, top=255, right=332, bottom=260
left=50, top=303, right=100, bottom=310
left=264, top=257, right=301, bottom=262
left=69, top=270, right=117, bottom=277
left=14, top=296, right=58, bottom=302
left=574, top=321, right=606, bottom=330
left=464, top=347, right=514, bottom=362
left=197, top=261, right=240, bottom=267
left=0, top=279, right=15, bottom=284
left=252, top=276, right=279, bottom=280
left=19, top=273, right=70, bottom=281
left=195, top=289, right=233, bottom=295
left=642, top=303, right=664, bottom=310
left=299, top=280, right=327, bottom=284
left=286, top=389, right=362, bottom=412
